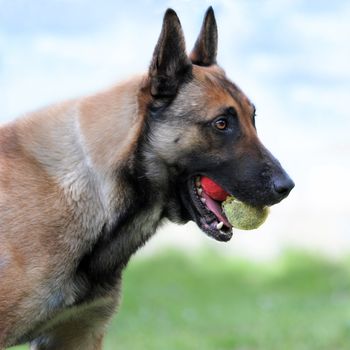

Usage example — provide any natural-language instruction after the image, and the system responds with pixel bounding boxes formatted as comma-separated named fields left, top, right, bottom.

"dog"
left=0, top=7, right=294, bottom=349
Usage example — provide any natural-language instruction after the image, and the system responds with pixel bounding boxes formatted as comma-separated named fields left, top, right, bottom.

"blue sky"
left=1, top=0, right=349, bottom=126
left=0, top=0, right=349, bottom=258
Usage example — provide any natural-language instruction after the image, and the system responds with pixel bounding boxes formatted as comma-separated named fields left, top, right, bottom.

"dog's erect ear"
left=190, top=6, right=218, bottom=66
left=149, top=9, right=192, bottom=98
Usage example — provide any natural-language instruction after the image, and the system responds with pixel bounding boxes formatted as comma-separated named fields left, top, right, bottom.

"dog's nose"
left=273, top=174, right=295, bottom=200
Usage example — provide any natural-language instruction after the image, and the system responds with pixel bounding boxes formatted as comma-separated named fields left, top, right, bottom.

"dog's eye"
left=214, top=118, right=228, bottom=130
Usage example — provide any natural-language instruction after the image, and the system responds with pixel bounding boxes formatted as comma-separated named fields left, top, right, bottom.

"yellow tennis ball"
left=222, top=196, right=269, bottom=230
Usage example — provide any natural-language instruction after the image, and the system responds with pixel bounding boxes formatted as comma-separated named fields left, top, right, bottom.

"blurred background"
left=1, top=0, right=349, bottom=349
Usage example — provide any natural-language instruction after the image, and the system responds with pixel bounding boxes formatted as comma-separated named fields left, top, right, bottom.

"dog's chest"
left=20, top=204, right=163, bottom=345
left=74, top=201, right=164, bottom=299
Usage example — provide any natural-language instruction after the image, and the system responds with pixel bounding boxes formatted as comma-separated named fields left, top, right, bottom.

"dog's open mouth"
left=188, top=176, right=233, bottom=242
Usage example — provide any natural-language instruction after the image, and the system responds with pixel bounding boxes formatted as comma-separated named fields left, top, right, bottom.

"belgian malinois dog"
left=0, top=7, right=294, bottom=349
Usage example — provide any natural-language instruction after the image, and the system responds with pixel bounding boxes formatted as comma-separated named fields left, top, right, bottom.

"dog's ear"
left=149, top=9, right=192, bottom=98
left=190, top=6, right=218, bottom=66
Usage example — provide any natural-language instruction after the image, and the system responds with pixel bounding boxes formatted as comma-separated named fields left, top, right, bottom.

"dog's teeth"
left=216, top=222, right=224, bottom=230
left=197, top=187, right=203, bottom=195
left=200, top=198, right=206, bottom=204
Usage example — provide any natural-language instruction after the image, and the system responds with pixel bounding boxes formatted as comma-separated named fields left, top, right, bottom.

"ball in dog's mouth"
left=192, top=176, right=269, bottom=240
left=222, top=196, right=269, bottom=230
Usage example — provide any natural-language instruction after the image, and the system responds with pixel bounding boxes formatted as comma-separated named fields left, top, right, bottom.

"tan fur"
left=79, top=76, right=148, bottom=171
left=0, top=8, right=293, bottom=349
left=0, top=65, right=263, bottom=349
left=0, top=76, right=147, bottom=348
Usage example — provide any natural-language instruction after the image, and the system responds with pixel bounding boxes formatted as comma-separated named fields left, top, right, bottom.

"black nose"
left=273, top=174, right=295, bottom=200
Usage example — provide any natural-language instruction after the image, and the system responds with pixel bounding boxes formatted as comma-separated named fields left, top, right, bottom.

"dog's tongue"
left=202, top=191, right=231, bottom=227
left=201, top=177, right=231, bottom=227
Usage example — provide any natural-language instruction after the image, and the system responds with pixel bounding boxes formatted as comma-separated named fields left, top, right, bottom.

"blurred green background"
left=11, top=250, right=350, bottom=350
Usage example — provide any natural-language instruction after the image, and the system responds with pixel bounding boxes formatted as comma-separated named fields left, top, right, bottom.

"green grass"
left=11, top=250, right=350, bottom=350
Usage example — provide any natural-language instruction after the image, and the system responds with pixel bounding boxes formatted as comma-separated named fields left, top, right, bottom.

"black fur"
left=190, top=6, right=218, bottom=66
left=149, top=9, right=192, bottom=98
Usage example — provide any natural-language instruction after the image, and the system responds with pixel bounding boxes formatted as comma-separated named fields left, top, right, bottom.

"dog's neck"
left=16, top=76, right=149, bottom=201
left=11, top=75, right=167, bottom=305
left=15, top=74, right=165, bottom=253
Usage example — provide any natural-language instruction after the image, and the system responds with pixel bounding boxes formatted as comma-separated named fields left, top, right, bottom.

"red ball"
left=201, top=176, right=228, bottom=201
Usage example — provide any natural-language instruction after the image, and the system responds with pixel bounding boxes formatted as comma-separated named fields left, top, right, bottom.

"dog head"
left=140, top=8, right=294, bottom=241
